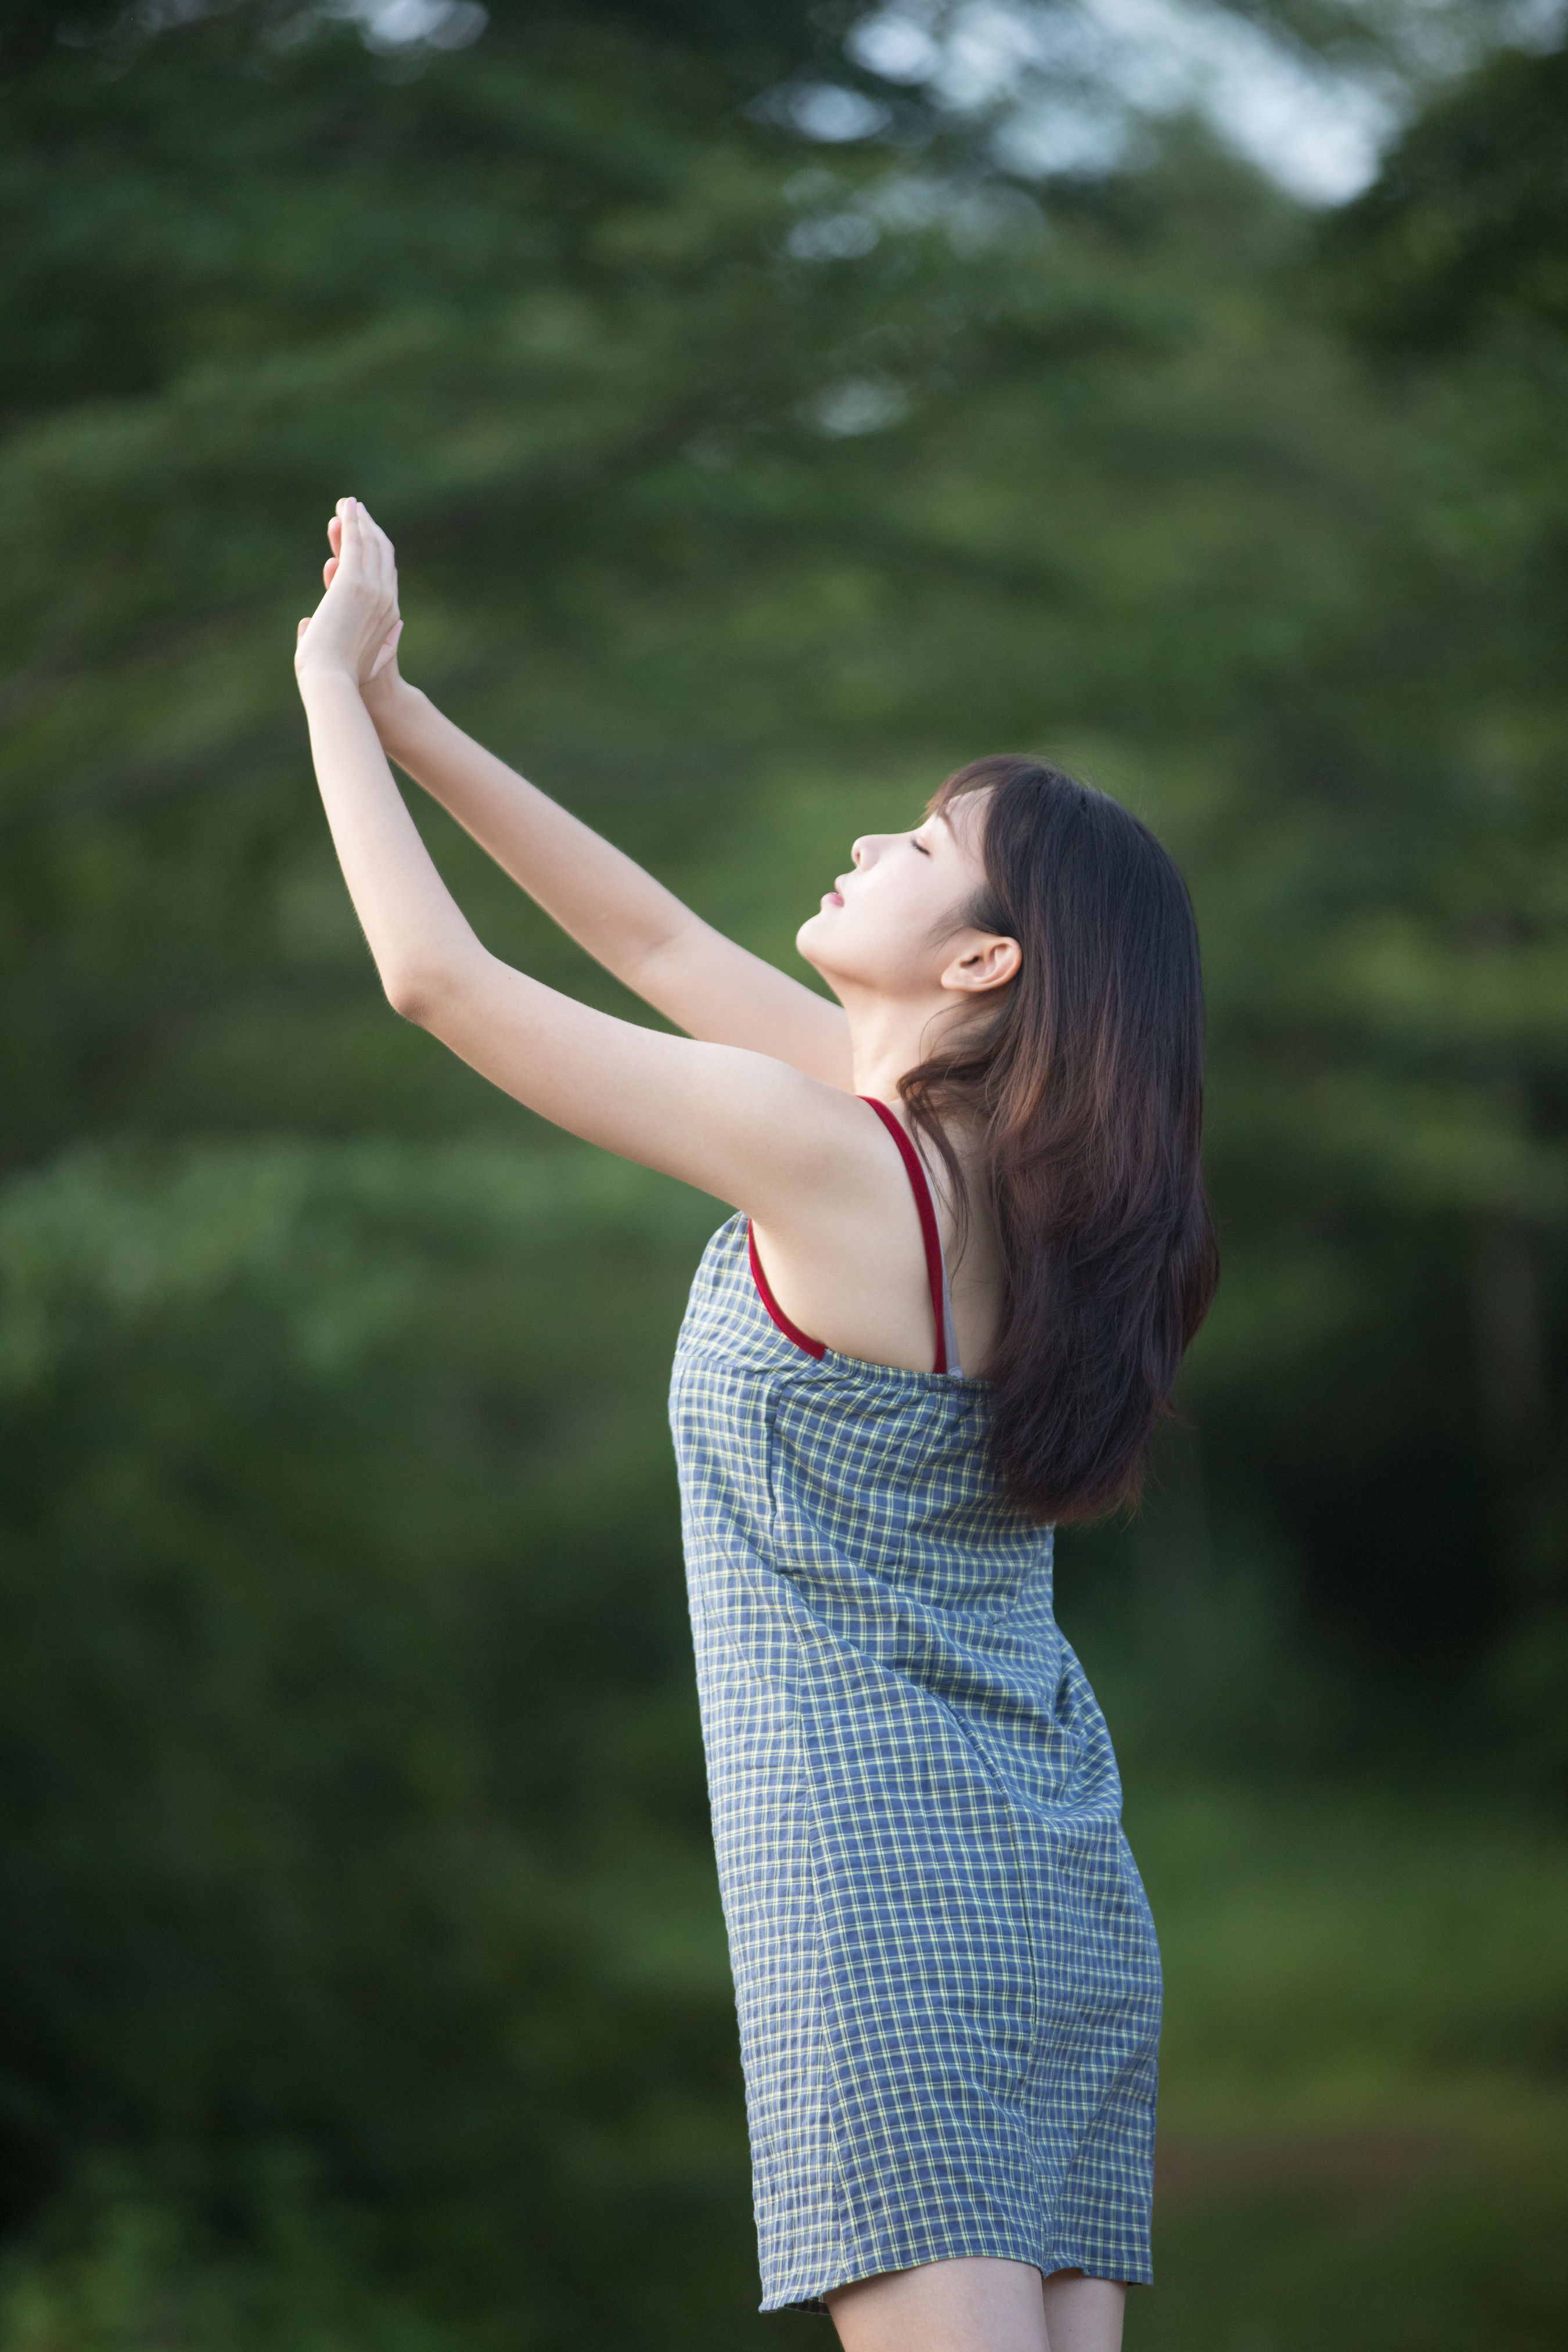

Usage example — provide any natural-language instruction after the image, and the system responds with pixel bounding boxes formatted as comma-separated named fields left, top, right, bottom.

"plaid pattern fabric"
left=668, top=1215, right=1161, bottom=2312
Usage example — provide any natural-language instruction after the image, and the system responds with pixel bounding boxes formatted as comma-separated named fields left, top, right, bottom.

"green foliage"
left=0, top=2169, right=461, bottom=2352
left=0, top=1141, right=768, bottom=2343
left=1137, top=1782, right=1568, bottom=2352
left=1325, top=34, right=1568, bottom=351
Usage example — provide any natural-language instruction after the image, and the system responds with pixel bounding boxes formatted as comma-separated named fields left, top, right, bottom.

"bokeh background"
left=1, top=1, right=1566, bottom=2345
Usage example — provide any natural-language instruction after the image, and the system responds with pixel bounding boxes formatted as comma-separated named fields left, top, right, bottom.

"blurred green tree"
left=1313, top=24, right=1568, bottom=1768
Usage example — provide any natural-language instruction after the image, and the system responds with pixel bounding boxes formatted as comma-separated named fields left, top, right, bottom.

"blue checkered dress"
left=668, top=1196, right=1161, bottom=2313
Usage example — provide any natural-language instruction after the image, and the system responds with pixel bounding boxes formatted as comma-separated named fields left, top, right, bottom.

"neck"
left=840, top=986, right=960, bottom=1107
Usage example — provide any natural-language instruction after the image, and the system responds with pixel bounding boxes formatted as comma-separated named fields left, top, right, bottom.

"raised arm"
left=354, top=642, right=851, bottom=1091
left=293, top=502, right=875, bottom=1225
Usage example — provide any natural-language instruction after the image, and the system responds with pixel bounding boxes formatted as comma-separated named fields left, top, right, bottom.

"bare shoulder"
left=702, top=1052, right=902, bottom=1218
left=745, top=1089, right=952, bottom=1373
left=419, top=954, right=941, bottom=1368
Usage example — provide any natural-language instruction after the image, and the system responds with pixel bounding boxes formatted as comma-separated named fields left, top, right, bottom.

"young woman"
left=296, top=499, right=1217, bottom=2352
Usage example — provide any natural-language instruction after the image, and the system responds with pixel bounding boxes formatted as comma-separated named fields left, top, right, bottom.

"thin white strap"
left=938, top=1256, right=963, bottom=1380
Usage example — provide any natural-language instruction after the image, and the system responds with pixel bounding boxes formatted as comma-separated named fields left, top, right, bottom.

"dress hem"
left=761, top=2240, right=1154, bottom=2314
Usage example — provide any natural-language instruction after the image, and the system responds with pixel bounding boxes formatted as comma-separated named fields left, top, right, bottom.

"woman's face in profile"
left=796, top=789, right=992, bottom=1002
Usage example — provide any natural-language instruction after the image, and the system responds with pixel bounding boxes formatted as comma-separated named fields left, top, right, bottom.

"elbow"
left=382, top=961, right=455, bottom=1028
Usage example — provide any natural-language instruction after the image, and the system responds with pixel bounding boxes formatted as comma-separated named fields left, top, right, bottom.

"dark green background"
left=1, top=4, right=1565, bottom=2344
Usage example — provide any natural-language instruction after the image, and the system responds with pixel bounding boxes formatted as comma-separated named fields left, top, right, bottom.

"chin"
left=795, top=914, right=826, bottom=965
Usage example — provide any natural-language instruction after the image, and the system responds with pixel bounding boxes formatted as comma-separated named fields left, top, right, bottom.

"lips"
left=823, top=890, right=845, bottom=907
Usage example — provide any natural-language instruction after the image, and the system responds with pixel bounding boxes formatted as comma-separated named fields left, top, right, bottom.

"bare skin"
left=826, top=2260, right=1125, bottom=2352
left=296, top=499, right=1019, bottom=1375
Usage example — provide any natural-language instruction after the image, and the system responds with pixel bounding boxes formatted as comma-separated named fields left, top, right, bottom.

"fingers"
left=355, top=503, right=398, bottom=601
left=334, top=498, right=397, bottom=605
left=318, top=499, right=399, bottom=672
left=347, top=497, right=397, bottom=569
left=337, top=495, right=361, bottom=574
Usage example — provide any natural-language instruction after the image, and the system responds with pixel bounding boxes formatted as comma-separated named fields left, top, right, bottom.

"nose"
left=850, top=836, right=873, bottom=869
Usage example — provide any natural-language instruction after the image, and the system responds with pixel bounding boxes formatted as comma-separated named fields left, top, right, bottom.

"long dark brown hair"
left=903, top=755, right=1218, bottom=1523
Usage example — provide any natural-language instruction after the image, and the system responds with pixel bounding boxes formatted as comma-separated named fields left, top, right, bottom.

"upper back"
left=745, top=1098, right=1006, bottom=1382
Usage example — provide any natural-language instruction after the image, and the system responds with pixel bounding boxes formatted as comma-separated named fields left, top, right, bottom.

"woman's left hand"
left=295, top=497, right=402, bottom=690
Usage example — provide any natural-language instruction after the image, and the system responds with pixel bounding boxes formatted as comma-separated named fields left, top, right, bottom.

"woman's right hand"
left=295, top=498, right=403, bottom=697
left=318, top=509, right=408, bottom=731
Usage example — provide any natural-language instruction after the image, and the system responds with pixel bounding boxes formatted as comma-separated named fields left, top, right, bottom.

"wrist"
left=369, top=677, right=429, bottom=756
left=296, top=662, right=364, bottom=703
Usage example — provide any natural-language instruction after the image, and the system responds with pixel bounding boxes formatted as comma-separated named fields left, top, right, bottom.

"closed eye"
left=912, top=837, right=931, bottom=856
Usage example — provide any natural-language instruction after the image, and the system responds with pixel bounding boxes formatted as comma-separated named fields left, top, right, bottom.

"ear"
left=939, top=933, right=1020, bottom=997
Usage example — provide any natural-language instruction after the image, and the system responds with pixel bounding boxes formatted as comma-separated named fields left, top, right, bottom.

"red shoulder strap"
left=860, top=1096, right=948, bottom=1375
left=747, top=1222, right=825, bottom=1360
